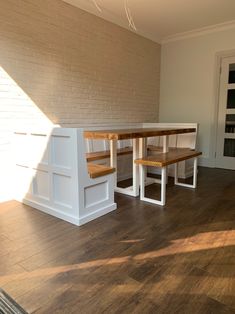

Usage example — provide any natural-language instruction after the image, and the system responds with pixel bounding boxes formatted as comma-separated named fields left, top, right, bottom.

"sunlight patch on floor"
left=1, top=230, right=235, bottom=287
left=119, top=239, right=145, bottom=243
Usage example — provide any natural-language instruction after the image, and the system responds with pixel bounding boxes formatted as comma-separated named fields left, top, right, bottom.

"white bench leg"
left=114, top=138, right=141, bottom=197
left=140, top=138, right=162, bottom=186
left=140, top=163, right=145, bottom=200
left=140, top=164, right=166, bottom=206
left=193, top=157, right=198, bottom=188
left=163, top=136, right=169, bottom=185
left=110, top=139, right=117, bottom=188
left=133, top=138, right=140, bottom=197
left=161, top=167, right=167, bottom=205
left=174, top=157, right=198, bottom=189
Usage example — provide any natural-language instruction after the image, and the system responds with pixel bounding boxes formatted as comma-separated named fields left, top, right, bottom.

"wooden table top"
left=84, top=127, right=196, bottom=140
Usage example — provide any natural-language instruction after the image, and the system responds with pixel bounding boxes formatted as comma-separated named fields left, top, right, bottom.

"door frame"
left=211, top=49, right=235, bottom=167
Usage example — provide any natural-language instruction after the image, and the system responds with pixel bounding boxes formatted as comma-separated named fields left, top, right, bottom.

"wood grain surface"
left=0, top=167, right=235, bottom=313
left=135, top=148, right=202, bottom=167
left=87, top=163, right=115, bottom=178
left=84, top=127, right=196, bottom=140
left=86, top=147, right=133, bottom=162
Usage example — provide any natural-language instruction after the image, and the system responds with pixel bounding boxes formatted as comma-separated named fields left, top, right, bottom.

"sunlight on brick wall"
left=0, top=0, right=160, bottom=201
left=0, top=67, right=52, bottom=202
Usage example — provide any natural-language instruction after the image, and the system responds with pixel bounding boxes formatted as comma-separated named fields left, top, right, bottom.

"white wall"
left=160, top=27, right=235, bottom=166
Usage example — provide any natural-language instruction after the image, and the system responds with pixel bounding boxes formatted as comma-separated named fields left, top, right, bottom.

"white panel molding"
left=198, top=156, right=215, bottom=168
left=162, top=20, right=235, bottom=44
left=13, top=127, right=117, bottom=226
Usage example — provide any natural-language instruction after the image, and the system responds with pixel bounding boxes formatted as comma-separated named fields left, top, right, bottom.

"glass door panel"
left=229, top=63, right=235, bottom=83
left=225, top=114, right=235, bottom=133
left=216, top=57, right=235, bottom=170
left=227, top=89, right=235, bottom=109
left=224, top=139, right=235, bottom=157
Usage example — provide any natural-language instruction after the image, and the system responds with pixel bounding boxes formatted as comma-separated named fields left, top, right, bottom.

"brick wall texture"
left=0, top=0, right=161, bottom=200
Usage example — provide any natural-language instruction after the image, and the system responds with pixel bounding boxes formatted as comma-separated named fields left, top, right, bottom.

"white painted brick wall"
left=0, top=0, right=161, bottom=201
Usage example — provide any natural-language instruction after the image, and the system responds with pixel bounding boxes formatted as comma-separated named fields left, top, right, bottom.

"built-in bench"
left=135, top=148, right=202, bottom=206
left=13, top=127, right=117, bottom=226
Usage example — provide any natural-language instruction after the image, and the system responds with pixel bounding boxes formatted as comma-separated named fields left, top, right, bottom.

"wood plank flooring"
left=0, top=167, right=235, bottom=313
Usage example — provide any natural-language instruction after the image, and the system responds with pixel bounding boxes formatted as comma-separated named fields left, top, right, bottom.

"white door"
left=216, top=56, right=235, bottom=170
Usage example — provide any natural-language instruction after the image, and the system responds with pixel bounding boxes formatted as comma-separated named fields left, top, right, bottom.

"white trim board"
left=162, top=20, right=235, bottom=44
left=198, top=157, right=215, bottom=168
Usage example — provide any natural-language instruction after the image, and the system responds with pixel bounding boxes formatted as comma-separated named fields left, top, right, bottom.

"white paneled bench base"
left=13, top=128, right=116, bottom=226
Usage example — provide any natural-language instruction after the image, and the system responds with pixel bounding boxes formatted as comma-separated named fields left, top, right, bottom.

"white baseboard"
left=79, top=203, right=117, bottom=225
left=15, top=197, right=117, bottom=226
left=17, top=197, right=81, bottom=225
left=0, top=195, right=13, bottom=203
left=0, top=174, right=13, bottom=203
left=198, top=156, right=215, bottom=168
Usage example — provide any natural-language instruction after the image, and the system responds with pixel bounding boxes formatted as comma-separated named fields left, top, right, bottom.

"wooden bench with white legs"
left=145, top=123, right=199, bottom=180
left=135, top=148, right=202, bottom=206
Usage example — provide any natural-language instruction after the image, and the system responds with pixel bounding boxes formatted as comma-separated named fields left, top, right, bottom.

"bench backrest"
left=13, top=128, right=90, bottom=213
left=143, top=123, right=198, bottom=149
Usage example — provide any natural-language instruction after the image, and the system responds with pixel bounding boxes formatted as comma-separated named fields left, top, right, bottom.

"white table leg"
left=110, top=139, right=117, bottom=188
left=139, top=137, right=147, bottom=158
left=114, top=137, right=139, bottom=196
left=163, top=135, right=169, bottom=153
left=140, top=138, right=157, bottom=186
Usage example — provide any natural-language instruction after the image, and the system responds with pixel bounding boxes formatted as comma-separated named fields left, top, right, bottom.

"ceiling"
left=63, top=0, right=235, bottom=43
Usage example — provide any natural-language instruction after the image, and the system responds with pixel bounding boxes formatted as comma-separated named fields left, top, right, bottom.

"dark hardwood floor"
left=0, top=167, right=235, bottom=313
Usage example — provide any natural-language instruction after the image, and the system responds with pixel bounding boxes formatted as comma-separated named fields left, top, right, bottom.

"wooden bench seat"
left=86, top=147, right=132, bottom=162
left=135, top=148, right=202, bottom=206
left=136, top=148, right=202, bottom=167
left=87, top=163, right=115, bottom=179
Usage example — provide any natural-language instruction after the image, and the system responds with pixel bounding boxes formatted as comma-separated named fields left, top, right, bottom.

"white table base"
left=111, top=135, right=169, bottom=197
